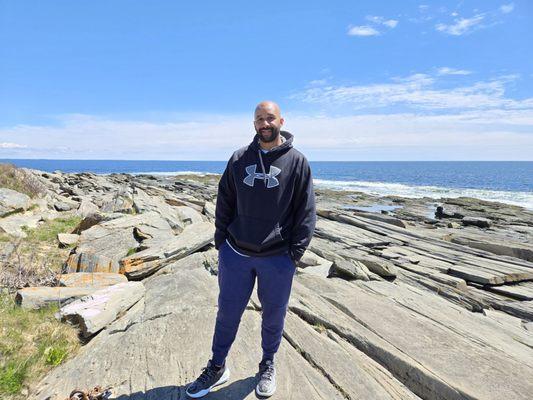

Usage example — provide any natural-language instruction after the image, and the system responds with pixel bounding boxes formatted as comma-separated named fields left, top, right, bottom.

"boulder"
left=435, top=206, right=464, bottom=219
left=57, top=233, right=79, bottom=247
left=58, top=282, right=145, bottom=337
left=328, top=259, right=371, bottom=281
left=54, top=201, right=76, bottom=212
left=0, top=187, right=31, bottom=217
left=75, top=198, right=100, bottom=218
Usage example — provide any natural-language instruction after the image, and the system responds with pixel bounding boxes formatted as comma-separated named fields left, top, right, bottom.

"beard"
left=257, top=126, right=280, bottom=143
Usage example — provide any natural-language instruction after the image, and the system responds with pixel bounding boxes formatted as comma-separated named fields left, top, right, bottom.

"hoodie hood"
left=251, top=130, right=294, bottom=153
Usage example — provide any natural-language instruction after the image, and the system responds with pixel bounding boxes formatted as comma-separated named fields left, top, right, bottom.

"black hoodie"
left=214, top=131, right=316, bottom=262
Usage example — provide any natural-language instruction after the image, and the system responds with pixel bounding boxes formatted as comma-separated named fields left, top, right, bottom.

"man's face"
left=254, top=105, right=284, bottom=143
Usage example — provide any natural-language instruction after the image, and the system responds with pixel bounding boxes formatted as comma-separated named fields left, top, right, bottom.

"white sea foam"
left=314, top=179, right=533, bottom=210
left=104, top=170, right=532, bottom=210
left=128, top=171, right=219, bottom=177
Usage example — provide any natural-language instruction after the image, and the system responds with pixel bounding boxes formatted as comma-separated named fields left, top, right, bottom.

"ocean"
left=2, top=159, right=532, bottom=210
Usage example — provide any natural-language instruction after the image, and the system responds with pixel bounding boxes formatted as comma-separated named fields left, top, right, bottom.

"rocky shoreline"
left=1, top=167, right=532, bottom=399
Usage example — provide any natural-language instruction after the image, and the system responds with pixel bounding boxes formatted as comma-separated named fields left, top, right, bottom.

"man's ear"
left=280, top=117, right=285, bottom=126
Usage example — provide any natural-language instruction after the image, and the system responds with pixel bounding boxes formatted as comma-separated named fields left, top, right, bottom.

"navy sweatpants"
left=210, top=239, right=297, bottom=366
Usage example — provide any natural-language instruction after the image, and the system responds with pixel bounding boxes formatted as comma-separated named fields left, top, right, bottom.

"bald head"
left=254, top=101, right=281, bottom=118
left=253, top=100, right=285, bottom=146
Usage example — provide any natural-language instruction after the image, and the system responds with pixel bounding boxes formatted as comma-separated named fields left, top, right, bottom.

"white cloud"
left=500, top=3, right=514, bottom=14
left=383, top=19, right=398, bottom=28
left=435, top=14, right=485, bottom=35
left=437, top=67, right=472, bottom=76
left=365, top=15, right=399, bottom=28
left=1, top=111, right=531, bottom=161
left=347, top=26, right=379, bottom=36
left=292, top=73, right=531, bottom=112
left=0, top=142, right=27, bottom=149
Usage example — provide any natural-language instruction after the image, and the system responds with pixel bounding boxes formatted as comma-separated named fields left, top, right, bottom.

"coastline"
left=1, top=166, right=533, bottom=399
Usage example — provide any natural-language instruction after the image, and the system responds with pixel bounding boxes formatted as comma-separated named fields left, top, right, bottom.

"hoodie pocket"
left=227, top=215, right=284, bottom=252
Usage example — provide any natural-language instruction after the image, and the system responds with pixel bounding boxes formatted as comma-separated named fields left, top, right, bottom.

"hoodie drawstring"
left=258, top=150, right=267, bottom=187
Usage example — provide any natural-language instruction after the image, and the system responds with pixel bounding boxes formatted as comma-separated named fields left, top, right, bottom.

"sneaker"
left=255, top=359, right=276, bottom=397
left=185, top=360, right=230, bottom=398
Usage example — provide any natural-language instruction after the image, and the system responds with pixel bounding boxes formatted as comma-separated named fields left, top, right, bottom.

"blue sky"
left=1, top=0, right=532, bottom=160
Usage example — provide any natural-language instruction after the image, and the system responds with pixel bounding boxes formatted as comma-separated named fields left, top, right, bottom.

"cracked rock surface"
left=2, top=168, right=531, bottom=400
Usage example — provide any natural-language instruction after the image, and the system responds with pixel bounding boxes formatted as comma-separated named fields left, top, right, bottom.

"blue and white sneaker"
left=256, top=359, right=276, bottom=397
left=186, top=360, right=230, bottom=398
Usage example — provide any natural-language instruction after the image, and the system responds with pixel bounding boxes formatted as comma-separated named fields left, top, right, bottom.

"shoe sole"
left=185, top=367, right=230, bottom=398
left=255, top=384, right=276, bottom=398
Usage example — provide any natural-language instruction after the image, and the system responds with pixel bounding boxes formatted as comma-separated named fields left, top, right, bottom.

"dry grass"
left=0, top=293, right=80, bottom=399
left=0, top=216, right=82, bottom=290
left=0, top=163, right=46, bottom=199
left=0, top=212, right=83, bottom=397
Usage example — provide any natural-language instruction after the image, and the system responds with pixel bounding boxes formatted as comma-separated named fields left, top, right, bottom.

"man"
left=186, top=101, right=316, bottom=398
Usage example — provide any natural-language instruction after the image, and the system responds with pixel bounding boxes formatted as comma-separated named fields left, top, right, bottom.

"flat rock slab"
left=58, top=272, right=127, bottom=288
left=30, top=261, right=355, bottom=399
left=289, top=274, right=533, bottom=400
left=283, top=312, right=420, bottom=399
left=58, top=282, right=145, bottom=338
left=448, top=264, right=533, bottom=285
left=448, top=232, right=533, bottom=262
left=15, top=286, right=96, bottom=309
left=483, top=282, right=533, bottom=301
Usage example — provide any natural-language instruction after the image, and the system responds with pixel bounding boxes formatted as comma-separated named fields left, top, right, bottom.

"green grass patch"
left=0, top=293, right=80, bottom=399
left=21, top=216, right=82, bottom=243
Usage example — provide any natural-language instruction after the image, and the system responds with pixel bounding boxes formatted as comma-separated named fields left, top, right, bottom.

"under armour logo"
left=243, top=164, right=281, bottom=188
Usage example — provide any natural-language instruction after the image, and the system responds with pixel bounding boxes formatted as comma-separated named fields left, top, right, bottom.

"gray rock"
left=289, top=274, right=533, bottom=400
left=66, top=212, right=174, bottom=273
left=203, top=201, right=216, bottom=220
left=462, top=216, right=491, bottom=228
left=29, top=268, right=350, bottom=400
left=353, top=210, right=408, bottom=228
left=57, top=233, right=79, bottom=247
left=15, top=286, right=96, bottom=309
left=54, top=201, right=76, bottom=212
left=58, top=282, right=145, bottom=337
left=120, top=221, right=215, bottom=279
left=175, top=205, right=205, bottom=225
left=0, top=187, right=31, bottom=217
left=132, top=187, right=187, bottom=232
left=75, top=198, right=100, bottom=217
left=72, top=211, right=105, bottom=234
left=328, top=258, right=371, bottom=281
